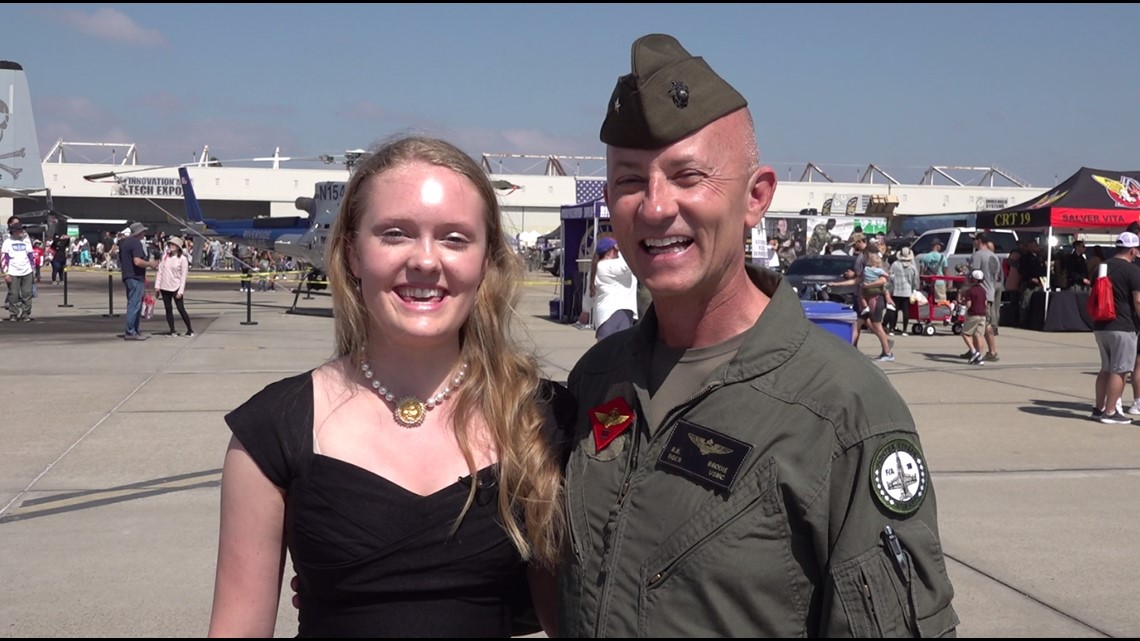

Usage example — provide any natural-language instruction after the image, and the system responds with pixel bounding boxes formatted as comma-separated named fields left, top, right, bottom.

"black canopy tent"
left=977, top=167, right=1140, bottom=322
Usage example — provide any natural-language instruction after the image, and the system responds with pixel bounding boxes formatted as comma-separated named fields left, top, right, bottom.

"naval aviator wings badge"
left=590, top=397, right=635, bottom=454
left=870, top=438, right=928, bottom=515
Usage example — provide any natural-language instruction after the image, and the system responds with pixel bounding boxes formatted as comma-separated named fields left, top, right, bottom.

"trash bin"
left=801, top=301, right=857, bottom=345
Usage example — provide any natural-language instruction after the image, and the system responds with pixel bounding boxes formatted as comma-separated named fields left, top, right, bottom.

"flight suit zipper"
left=593, top=383, right=721, bottom=635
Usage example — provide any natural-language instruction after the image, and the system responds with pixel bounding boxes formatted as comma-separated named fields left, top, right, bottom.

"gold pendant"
left=394, top=397, right=426, bottom=427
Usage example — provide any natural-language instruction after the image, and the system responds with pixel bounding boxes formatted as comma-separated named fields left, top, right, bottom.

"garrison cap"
left=600, top=33, right=747, bottom=149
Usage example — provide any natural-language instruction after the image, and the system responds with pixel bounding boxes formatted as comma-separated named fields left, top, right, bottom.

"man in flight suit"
left=557, top=33, right=959, bottom=637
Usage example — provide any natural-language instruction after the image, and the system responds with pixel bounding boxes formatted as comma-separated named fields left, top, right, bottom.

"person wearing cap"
left=587, top=235, right=638, bottom=340
left=918, top=238, right=949, bottom=304
left=119, top=221, right=159, bottom=340
left=559, top=33, right=957, bottom=637
left=153, top=236, right=195, bottom=337
left=1, top=222, right=36, bottom=322
left=1091, top=232, right=1140, bottom=424
left=968, top=232, right=1001, bottom=360
left=888, top=245, right=921, bottom=335
left=957, top=270, right=991, bottom=365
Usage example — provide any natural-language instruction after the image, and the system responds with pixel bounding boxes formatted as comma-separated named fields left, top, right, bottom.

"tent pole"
left=1044, top=225, right=1053, bottom=325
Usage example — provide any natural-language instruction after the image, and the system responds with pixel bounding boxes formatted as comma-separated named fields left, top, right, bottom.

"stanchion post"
left=102, top=273, right=119, bottom=318
left=58, top=269, right=73, bottom=308
left=241, top=272, right=258, bottom=326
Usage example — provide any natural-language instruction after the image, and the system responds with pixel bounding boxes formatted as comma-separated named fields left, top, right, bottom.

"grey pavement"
left=1, top=268, right=1137, bottom=637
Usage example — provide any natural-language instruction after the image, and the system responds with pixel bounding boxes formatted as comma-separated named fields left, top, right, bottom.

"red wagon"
left=909, top=274, right=967, bottom=336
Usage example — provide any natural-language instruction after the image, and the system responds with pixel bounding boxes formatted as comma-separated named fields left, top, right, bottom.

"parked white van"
left=909, top=227, right=1019, bottom=275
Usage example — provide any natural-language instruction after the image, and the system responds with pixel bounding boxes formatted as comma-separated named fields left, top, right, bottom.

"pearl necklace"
left=360, top=359, right=469, bottom=428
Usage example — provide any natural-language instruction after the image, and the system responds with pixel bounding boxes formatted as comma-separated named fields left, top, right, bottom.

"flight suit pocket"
left=636, top=459, right=809, bottom=637
left=833, top=545, right=912, bottom=637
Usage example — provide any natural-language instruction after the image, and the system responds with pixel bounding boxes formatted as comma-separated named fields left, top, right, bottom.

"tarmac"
left=1, top=267, right=1138, bottom=638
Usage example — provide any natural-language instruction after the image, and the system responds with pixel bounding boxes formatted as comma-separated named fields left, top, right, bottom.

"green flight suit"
left=559, top=266, right=958, bottom=637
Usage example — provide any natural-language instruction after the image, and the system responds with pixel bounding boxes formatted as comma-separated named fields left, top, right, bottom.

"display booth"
left=553, top=197, right=612, bottom=323
left=977, top=167, right=1140, bottom=330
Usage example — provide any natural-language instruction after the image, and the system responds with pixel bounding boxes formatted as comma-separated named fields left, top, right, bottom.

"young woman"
left=860, top=251, right=895, bottom=360
left=153, top=236, right=195, bottom=337
left=207, top=135, right=571, bottom=638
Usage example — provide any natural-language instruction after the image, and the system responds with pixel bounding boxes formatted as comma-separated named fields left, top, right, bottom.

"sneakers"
left=900, top=331, right=909, bottom=336
left=1117, top=398, right=1124, bottom=416
left=985, top=352, right=999, bottom=362
left=960, top=349, right=977, bottom=359
left=183, top=331, right=196, bottom=337
left=876, top=353, right=895, bottom=362
left=858, top=307, right=872, bottom=319
left=156, top=331, right=178, bottom=337
left=1128, top=401, right=1140, bottom=416
left=968, top=352, right=985, bottom=365
left=1100, top=412, right=1133, bottom=425
left=123, top=333, right=150, bottom=341
left=1091, top=408, right=1105, bottom=420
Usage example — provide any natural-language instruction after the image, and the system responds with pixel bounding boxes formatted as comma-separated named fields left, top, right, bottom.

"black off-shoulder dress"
left=224, top=371, right=574, bottom=638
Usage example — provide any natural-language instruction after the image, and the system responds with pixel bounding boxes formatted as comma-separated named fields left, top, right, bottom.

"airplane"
left=0, top=61, right=48, bottom=207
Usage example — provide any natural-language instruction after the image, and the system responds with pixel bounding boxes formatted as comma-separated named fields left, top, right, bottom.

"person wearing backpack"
left=1091, top=232, right=1140, bottom=424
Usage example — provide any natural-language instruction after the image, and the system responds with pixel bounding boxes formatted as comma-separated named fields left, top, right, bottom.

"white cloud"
left=53, top=8, right=167, bottom=47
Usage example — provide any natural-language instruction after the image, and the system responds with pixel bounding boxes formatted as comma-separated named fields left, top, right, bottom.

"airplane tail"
left=0, top=61, right=46, bottom=197
left=178, top=167, right=206, bottom=224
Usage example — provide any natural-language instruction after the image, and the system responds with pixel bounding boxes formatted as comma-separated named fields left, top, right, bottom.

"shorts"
left=933, top=280, right=948, bottom=302
left=963, top=315, right=987, bottom=338
left=863, top=293, right=886, bottom=324
left=1095, top=330, right=1139, bottom=374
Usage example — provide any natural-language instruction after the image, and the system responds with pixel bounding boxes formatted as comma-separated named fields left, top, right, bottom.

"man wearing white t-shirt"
left=589, top=236, right=639, bottom=340
left=2, top=223, right=36, bottom=321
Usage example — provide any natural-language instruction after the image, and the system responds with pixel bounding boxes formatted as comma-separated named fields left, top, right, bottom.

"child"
left=958, top=269, right=989, bottom=364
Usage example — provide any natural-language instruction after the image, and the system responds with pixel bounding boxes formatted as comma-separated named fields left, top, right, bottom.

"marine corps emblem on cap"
left=870, top=438, right=928, bottom=515
left=599, top=33, right=747, bottom=149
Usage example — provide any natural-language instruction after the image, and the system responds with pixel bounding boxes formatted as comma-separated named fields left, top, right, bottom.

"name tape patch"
left=657, top=420, right=753, bottom=492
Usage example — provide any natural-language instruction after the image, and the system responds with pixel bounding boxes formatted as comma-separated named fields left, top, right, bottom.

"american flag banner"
left=575, top=179, right=605, bottom=204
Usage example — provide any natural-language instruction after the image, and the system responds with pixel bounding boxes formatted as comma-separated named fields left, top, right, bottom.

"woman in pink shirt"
left=154, top=236, right=195, bottom=337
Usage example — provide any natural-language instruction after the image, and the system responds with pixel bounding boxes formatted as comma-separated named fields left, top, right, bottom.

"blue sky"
left=5, top=4, right=1136, bottom=188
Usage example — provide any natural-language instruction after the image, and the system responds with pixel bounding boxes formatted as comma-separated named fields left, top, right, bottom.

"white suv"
left=909, top=227, right=1019, bottom=275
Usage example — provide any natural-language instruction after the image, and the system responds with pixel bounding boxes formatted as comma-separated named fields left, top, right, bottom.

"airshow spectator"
left=31, top=240, right=44, bottom=284
left=969, top=232, right=1001, bottom=360
left=154, top=236, right=195, bottom=337
left=958, top=270, right=990, bottom=365
left=1092, top=232, right=1140, bottom=424
left=119, top=222, right=159, bottom=341
left=1019, top=238, right=1045, bottom=318
left=49, top=234, right=69, bottom=284
left=587, top=237, right=638, bottom=340
left=1064, top=240, right=1091, bottom=291
left=2, top=223, right=36, bottom=321
left=887, top=246, right=920, bottom=335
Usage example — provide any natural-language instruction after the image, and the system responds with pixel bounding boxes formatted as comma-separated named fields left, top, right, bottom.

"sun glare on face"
left=421, top=178, right=444, bottom=205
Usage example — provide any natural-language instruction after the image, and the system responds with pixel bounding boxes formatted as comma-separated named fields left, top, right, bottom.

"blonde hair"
left=324, top=135, right=563, bottom=565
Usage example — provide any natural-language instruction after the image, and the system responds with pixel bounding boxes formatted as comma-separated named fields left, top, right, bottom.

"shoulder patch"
left=870, top=438, right=928, bottom=515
